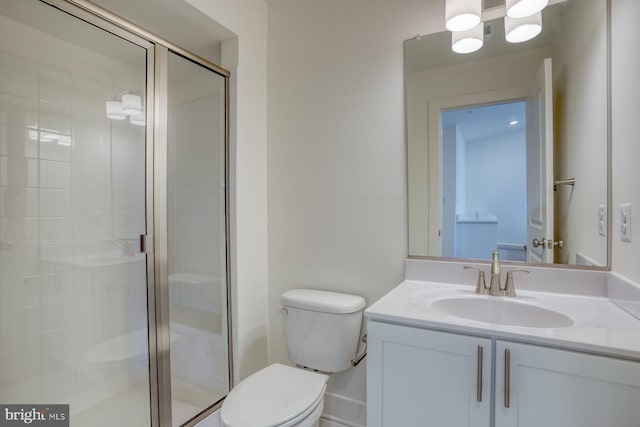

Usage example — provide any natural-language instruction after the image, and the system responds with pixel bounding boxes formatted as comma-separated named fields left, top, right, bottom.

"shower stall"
left=0, top=0, right=231, bottom=425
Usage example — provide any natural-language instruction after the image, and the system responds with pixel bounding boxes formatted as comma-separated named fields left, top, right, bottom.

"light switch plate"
left=620, top=203, right=632, bottom=243
left=598, top=204, right=606, bottom=237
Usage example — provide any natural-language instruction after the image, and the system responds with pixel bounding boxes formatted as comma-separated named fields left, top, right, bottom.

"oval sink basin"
left=430, top=296, right=573, bottom=328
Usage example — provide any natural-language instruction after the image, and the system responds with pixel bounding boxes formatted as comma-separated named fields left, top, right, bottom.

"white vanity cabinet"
left=367, top=320, right=492, bottom=427
left=368, top=321, right=640, bottom=427
left=494, top=341, right=640, bottom=427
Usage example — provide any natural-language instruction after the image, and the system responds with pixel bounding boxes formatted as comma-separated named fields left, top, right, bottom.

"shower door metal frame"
left=34, top=1, right=234, bottom=426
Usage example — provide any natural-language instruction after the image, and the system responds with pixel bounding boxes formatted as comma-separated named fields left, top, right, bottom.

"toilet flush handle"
left=351, top=334, right=368, bottom=367
left=277, top=307, right=288, bottom=317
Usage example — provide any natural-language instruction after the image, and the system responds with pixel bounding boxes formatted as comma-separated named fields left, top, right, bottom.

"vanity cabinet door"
left=495, top=341, right=640, bottom=427
left=367, top=321, right=492, bottom=427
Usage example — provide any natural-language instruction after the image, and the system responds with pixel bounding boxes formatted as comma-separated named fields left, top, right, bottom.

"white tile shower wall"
left=0, top=49, right=147, bottom=406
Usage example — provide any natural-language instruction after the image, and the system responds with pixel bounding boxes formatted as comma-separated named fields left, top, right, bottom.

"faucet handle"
left=463, top=266, right=487, bottom=294
left=503, top=269, right=530, bottom=297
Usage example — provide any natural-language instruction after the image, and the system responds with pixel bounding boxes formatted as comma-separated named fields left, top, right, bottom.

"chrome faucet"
left=463, top=251, right=530, bottom=297
left=489, top=251, right=502, bottom=296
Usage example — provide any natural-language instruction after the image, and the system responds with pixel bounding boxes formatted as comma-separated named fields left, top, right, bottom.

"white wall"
left=267, top=0, right=437, bottom=424
left=611, top=0, right=640, bottom=283
left=552, top=0, right=608, bottom=266
left=465, top=130, right=527, bottom=245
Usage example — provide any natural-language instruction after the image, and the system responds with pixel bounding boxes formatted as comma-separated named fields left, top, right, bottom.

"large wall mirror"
left=406, top=0, right=609, bottom=268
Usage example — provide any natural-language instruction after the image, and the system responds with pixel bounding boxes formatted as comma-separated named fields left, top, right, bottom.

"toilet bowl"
left=220, top=289, right=366, bottom=427
left=220, top=364, right=327, bottom=427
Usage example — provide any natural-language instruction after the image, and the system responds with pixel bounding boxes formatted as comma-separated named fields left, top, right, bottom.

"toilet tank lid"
left=281, top=289, right=366, bottom=314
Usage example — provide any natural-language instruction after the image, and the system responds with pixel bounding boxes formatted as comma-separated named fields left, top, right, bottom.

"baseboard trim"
left=322, top=392, right=366, bottom=427
left=320, top=414, right=363, bottom=427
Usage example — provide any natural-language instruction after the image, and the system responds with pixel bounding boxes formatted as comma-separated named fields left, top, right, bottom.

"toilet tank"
left=281, top=289, right=366, bottom=373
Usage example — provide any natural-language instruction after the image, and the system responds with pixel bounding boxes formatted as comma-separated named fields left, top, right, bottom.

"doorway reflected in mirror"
left=441, top=101, right=527, bottom=262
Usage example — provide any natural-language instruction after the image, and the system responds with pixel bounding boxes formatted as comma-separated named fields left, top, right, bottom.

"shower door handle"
left=140, top=234, right=152, bottom=253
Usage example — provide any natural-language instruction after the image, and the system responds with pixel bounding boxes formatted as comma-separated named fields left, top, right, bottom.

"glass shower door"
left=0, top=0, right=151, bottom=425
left=166, top=51, right=229, bottom=425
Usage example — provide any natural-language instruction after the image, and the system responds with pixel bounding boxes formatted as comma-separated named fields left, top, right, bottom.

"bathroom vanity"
left=366, top=274, right=640, bottom=427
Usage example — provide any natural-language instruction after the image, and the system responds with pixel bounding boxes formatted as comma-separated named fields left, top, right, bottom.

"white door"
left=526, top=58, right=554, bottom=263
left=367, top=321, right=492, bottom=427
left=495, top=341, right=640, bottom=427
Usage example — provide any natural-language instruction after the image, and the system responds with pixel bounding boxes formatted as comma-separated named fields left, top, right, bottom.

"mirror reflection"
left=406, top=0, right=608, bottom=267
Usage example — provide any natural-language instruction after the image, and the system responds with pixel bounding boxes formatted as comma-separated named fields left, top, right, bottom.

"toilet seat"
left=221, top=363, right=328, bottom=427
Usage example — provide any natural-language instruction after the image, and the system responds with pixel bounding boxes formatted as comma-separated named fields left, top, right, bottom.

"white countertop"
left=365, top=280, right=640, bottom=360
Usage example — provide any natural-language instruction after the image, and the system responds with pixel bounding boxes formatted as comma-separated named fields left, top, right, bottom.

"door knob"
left=532, top=238, right=563, bottom=249
left=548, top=239, right=564, bottom=249
left=532, top=238, right=545, bottom=248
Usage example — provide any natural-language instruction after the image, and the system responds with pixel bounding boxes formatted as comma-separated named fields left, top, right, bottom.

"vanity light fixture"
left=451, top=23, right=484, bottom=54
left=506, top=0, right=548, bottom=19
left=105, top=90, right=144, bottom=123
left=445, top=0, right=547, bottom=54
left=505, top=12, right=542, bottom=43
left=445, top=0, right=482, bottom=32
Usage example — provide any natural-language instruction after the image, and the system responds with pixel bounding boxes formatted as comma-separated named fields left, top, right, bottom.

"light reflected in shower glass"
left=166, top=51, right=228, bottom=425
left=0, top=0, right=149, bottom=425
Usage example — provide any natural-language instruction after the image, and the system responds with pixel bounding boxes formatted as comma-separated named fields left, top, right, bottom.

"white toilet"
left=221, top=289, right=366, bottom=427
